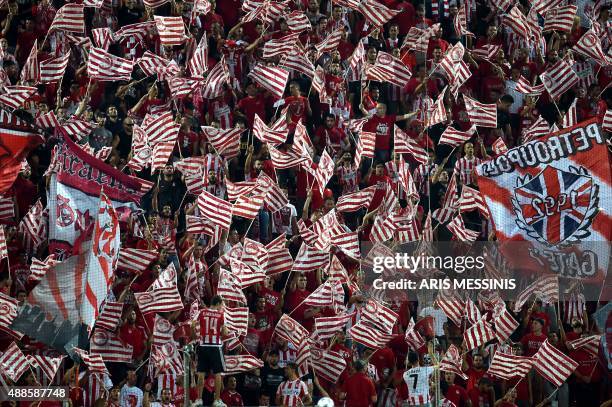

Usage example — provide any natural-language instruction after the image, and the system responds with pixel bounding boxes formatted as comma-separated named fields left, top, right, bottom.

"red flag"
left=188, top=32, right=208, bottom=78
left=90, top=329, right=133, bottom=363
left=154, top=16, right=186, bottom=45
left=26, top=354, right=64, bottom=382
left=20, top=40, right=39, bottom=83
left=514, top=276, right=559, bottom=312
left=439, top=125, right=475, bottom=146
left=493, top=306, right=519, bottom=342
left=197, top=190, right=233, bottom=230
left=275, top=314, right=309, bottom=347
left=543, top=5, right=577, bottom=33
left=314, top=28, right=343, bottom=57
left=73, top=348, right=109, bottom=375
left=515, top=76, right=546, bottom=96
left=50, top=3, right=85, bottom=33
left=447, top=215, right=479, bottom=242
left=492, top=137, right=508, bottom=155
left=223, top=355, right=264, bottom=374
left=95, top=301, right=124, bottom=332
left=253, top=114, right=287, bottom=145
left=314, top=313, right=354, bottom=342
left=0, top=86, right=37, bottom=110
left=365, top=51, right=412, bottom=88
left=224, top=307, right=249, bottom=336
left=440, top=344, right=468, bottom=380
left=310, top=348, right=346, bottom=383
left=249, top=64, right=289, bottom=98
left=394, top=125, right=428, bottom=163
left=566, top=334, right=601, bottom=357
left=463, top=95, right=497, bottom=128
left=573, top=29, right=612, bottom=66
left=117, top=248, right=158, bottom=274
left=0, top=342, right=29, bottom=381
left=404, top=318, right=425, bottom=350
left=458, top=185, right=489, bottom=218
left=348, top=322, right=394, bottom=349
left=200, top=126, right=242, bottom=158
left=539, top=59, right=579, bottom=100
left=488, top=352, right=534, bottom=380
left=463, top=319, right=496, bottom=350
left=263, top=33, right=300, bottom=59
left=87, top=47, right=135, bottom=81
left=533, top=340, right=578, bottom=386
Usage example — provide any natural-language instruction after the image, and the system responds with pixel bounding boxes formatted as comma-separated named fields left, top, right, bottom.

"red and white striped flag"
left=394, top=125, right=429, bottom=163
left=515, top=76, right=545, bottom=96
left=217, top=269, right=247, bottom=303
left=440, top=344, right=467, bottom=379
left=135, top=284, right=183, bottom=315
left=138, top=51, right=180, bottom=79
left=463, top=95, right=497, bottom=128
left=20, top=40, right=39, bottom=83
left=464, top=297, right=482, bottom=325
left=404, top=318, right=425, bottom=350
left=492, top=137, right=508, bottom=155
left=573, top=29, right=612, bottom=66
left=224, top=307, right=249, bottom=336
left=493, top=306, right=519, bottom=342
left=117, top=248, right=157, bottom=274
left=315, top=28, right=343, bottom=57
left=314, top=150, right=335, bottom=194
left=292, top=243, right=328, bottom=272
left=283, top=49, right=315, bottom=78
left=154, top=16, right=186, bottom=45
left=230, top=259, right=265, bottom=287
left=488, top=351, right=534, bottom=380
left=447, top=215, right=479, bottom=242
left=514, top=275, right=558, bottom=312
left=29, top=256, right=62, bottom=285
left=87, top=47, right=135, bottom=81
left=275, top=314, right=310, bottom=347
left=40, top=50, right=70, bottom=83
left=0, top=343, right=29, bottom=381
left=348, top=41, right=365, bottom=79
left=73, top=348, right=109, bottom=375
left=241, top=0, right=287, bottom=25
left=463, top=319, right=496, bottom=350
left=543, top=5, right=577, bottom=33
left=201, top=126, right=242, bottom=158
left=143, top=0, right=171, bottom=8
left=0, top=86, right=37, bottom=110
left=152, top=315, right=176, bottom=347
left=439, top=42, right=465, bottom=79
left=427, top=87, right=448, bottom=127
left=423, top=212, right=434, bottom=242
left=360, top=299, right=398, bottom=334
left=263, top=33, right=300, bottom=59
left=365, top=51, right=412, bottom=88
left=249, top=64, right=289, bottom=99
left=0, top=293, right=19, bottom=337
left=310, top=347, right=346, bottom=383
left=453, top=5, right=473, bottom=37
left=50, top=3, right=85, bottom=33
left=265, top=247, right=293, bottom=276
left=566, top=335, right=601, bottom=357
left=286, top=11, right=311, bottom=32
left=223, top=355, right=264, bottom=374
left=439, top=125, right=475, bottom=146
left=151, top=342, right=183, bottom=376
left=95, top=301, right=124, bottom=332
left=92, top=28, right=114, bottom=50
left=398, top=157, right=418, bottom=198
left=190, top=0, right=211, bottom=18
left=435, top=291, right=464, bottom=327
left=90, top=329, right=133, bottom=363
left=197, top=190, right=233, bottom=230
left=490, top=0, right=512, bottom=11
left=336, top=186, right=376, bottom=212
left=253, top=114, right=287, bottom=145
left=188, top=32, right=208, bottom=78
left=561, top=99, right=577, bottom=128
left=349, top=322, right=394, bottom=349
left=540, top=58, right=579, bottom=100
left=0, top=195, right=14, bottom=220
left=168, top=77, right=199, bottom=99
left=458, top=185, right=489, bottom=218
left=533, top=339, right=578, bottom=387
left=503, top=5, right=531, bottom=41
left=26, top=354, right=64, bottom=382
left=268, top=143, right=309, bottom=169
left=232, top=188, right=266, bottom=220
left=522, top=116, right=550, bottom=142
left=0, top=226, right=7, bottom=260
left=314, top=313, right=353, bottom=342
left=602, top=110, right=612, bottom=132
left=335, top=0, right=399, bottom=27
left=531, top=0, right=563, bottom=15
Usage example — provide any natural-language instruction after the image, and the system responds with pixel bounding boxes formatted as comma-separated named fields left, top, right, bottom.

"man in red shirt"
left=282, top=81, right=311, bottom=131
left=221, top=376, right=244, bottom=407
left=365, top=162, right=392, bottom=210
left=443, top=371, right=470, bottom=407
left=467, top=377, right=494, bottom=407
left=285, top=273, right=321, bottom=331
left=119, top=310, right=148, bottom=363
left=340, top=360, right=377, bottom=407
left=313, top=114, right=349, bottom=154
left=363, top=102, right=416, bottom=162
left=520, top=318, right=547, bottom=357
left=193, top=295, right=228, bottom=403
left=462, top=353, right=488, bottom=392
left=236, top=82, right=267, bottom=128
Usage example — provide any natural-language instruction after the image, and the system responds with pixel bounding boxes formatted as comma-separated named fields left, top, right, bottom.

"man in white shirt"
left=419, top=302, right=449, bottom=349
left=120, top=370, right=143, bottom=407
left=402, top=352, right=436, bottom=407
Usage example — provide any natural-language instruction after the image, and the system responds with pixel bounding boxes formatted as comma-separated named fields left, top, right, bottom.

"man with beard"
left=144, top=386, right=175, bottom=407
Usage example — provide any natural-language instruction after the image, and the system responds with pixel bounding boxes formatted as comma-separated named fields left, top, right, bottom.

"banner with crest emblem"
left=476, top=119, right=611, bottom=284
left=48, top=132, right=150, bottom=257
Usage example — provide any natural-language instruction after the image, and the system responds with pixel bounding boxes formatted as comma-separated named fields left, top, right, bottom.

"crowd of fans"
left=0, top=0, right=610, bottom=406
